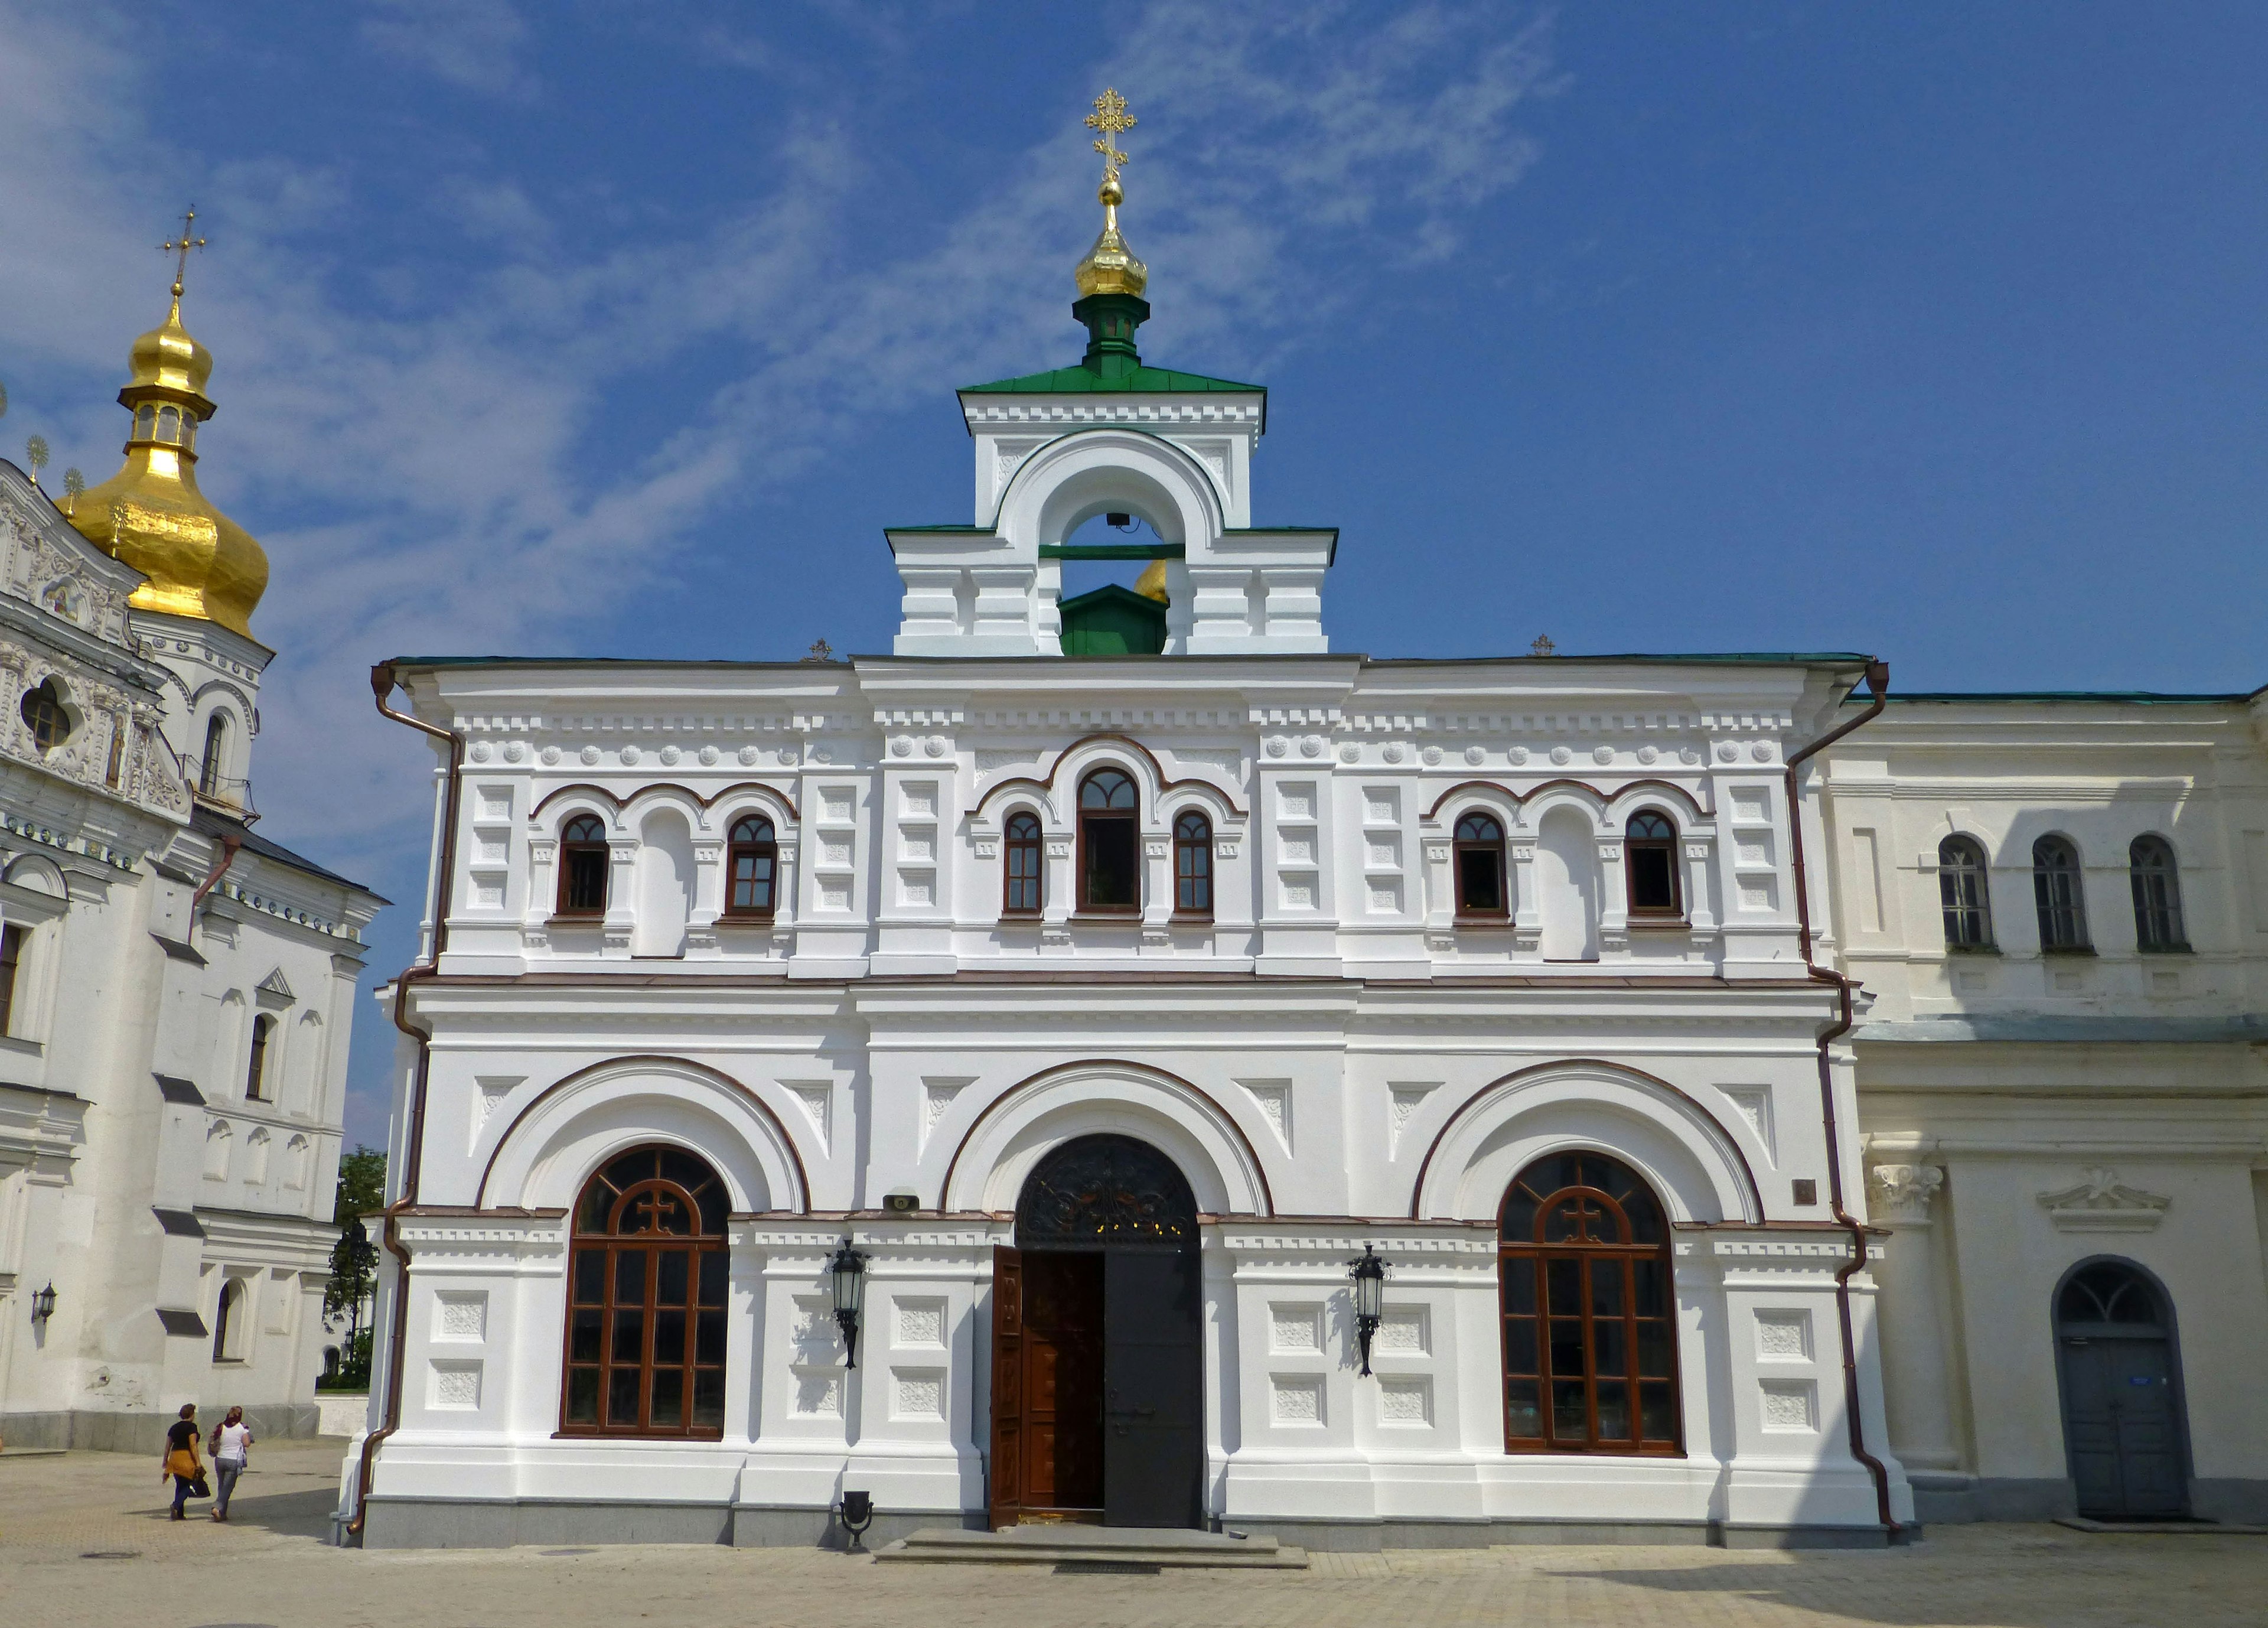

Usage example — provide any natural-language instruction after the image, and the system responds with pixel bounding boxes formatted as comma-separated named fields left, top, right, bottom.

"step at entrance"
left=872, top=1525, right=1309, bottom=1569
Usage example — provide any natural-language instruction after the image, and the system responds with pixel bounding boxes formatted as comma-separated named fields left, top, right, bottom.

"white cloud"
left=359, top=0, right=539, bottom=102
left=0, top=1, right=1556, bottom=917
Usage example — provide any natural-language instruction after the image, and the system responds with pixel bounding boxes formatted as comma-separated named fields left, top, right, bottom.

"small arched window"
left=213, top=1278, right=247, bottom=1363
left=156, top=405, right=182, bottom=444
left=563, top=1145, right=729, bottom=1438
left=245, top=1014, right=272, bottom=1101
left=1454, top=811, right=1507, bottom=918
left=199, top=713, right=227, bottom=795
left=2033, top=835, right=2089, bottom=951
left=21, top=680, right=69, bottom=754
left=725, top=815, right=777, bottom=918
left=1624, top=810, right=1680, bottom=917
left=557, top=814, right=610, bottom=917
left=1003, top=812, right=1042, bottom=916
left=1939, top=836, right=1994, bottom=950
left=1078, top=768, right=1139, bottom=913
left=2129, top=836, right=2186, bottom=952
left=1173, top=809, right=1213, bottom=917
left=134, top=404, right=158, bottom=440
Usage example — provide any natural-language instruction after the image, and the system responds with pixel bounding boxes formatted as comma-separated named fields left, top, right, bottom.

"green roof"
left=960, top=363, right=1265, bottom=396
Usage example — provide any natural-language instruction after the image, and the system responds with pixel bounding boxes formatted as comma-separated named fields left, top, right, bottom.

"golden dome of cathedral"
left=68, top=275, right=268, bottom=640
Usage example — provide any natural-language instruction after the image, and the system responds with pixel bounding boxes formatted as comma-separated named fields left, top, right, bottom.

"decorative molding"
left=1868, top=1162, right=1943, bottom=1225
left=2036, top=1167, right=2169, bottom=1232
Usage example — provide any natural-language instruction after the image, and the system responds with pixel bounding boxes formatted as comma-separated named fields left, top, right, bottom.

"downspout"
left=188, top=833, right=243, bottom=932
left=1781, top=657, right=1902, bottom=1536
left=346, top=661, right=462, bottom=1540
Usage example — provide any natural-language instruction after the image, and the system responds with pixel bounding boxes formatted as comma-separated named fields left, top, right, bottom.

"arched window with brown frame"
left=2129, top=835, right=2187, bottom=952
left=1500, top=1151, right=1680, bottom=1454
left=562, top=1145, right=729, bottom=1439
left=725, top=814, right=777, bottom=919
left=1003, top=811, right=1043, bottom=916
left=1454, top=810, right=1507, bottom=919
left=1173, top=809, right=1213, bottom=917
left=556, top=813, right=610, bottom=917
left=2034, top=833, right=2089, bottom=951
left=1078, top=767, right=1139, bottom=913
left=22, top=680, right=70, bottom=756
left=1624, top=809, right=1681, bottom=918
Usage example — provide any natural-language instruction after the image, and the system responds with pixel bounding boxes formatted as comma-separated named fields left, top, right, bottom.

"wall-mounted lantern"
left=30, top=1282, right=57, bottom=1325
left=829, top=1239, right=868, bottom=1369
left=1348, top=1245, right=1386, bottom=1376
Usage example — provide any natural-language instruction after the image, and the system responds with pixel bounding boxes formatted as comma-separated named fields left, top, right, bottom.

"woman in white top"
left=210, top=1406, right=253, bottom=1522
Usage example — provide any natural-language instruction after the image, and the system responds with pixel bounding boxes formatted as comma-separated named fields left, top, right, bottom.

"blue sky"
left=1, top=3, right=2263, bottom=1146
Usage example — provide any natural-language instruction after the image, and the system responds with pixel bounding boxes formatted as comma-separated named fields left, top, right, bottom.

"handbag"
left=190, top=1471, right=211, bottom=1499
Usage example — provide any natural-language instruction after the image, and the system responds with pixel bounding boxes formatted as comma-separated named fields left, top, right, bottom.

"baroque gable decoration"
left=2036, top=1167, right=2169, bottom=1233
left=255, top=965, right=295, bottom=1002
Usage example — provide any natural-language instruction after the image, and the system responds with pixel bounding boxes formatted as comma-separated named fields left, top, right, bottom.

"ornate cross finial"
left=1085, top=87, right=1135, bottom=188
left=160, top=206, right=207, bottom=299
left=1530, top=634, right=1556, bottom=657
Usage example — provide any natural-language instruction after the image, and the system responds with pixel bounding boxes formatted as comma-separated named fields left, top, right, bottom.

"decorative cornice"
left=2036, top=1167, right=2169, bottom=1232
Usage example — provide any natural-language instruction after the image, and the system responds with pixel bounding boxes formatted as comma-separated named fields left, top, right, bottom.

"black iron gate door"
left=1102, top=1248, right=1204, bottom=1529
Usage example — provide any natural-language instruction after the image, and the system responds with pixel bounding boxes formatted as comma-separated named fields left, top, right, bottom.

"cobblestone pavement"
left=2, top=1439, right=2259, bottom=1628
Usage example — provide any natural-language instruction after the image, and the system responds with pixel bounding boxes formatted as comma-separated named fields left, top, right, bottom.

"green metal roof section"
left=957, top=291, right=1266, bottom=428
left=960, top=363, right=1266, bottom=396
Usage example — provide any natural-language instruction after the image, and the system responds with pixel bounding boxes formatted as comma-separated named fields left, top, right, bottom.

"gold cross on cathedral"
left=1085, top=87, right=1136, bottom=186
left=160, top=206, right=207, bottom=298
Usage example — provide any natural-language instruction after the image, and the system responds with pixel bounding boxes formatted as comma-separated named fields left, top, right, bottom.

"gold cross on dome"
left=160, top=206, right=207, bottom=298
left=1086, top=87, right=1135, bottom=183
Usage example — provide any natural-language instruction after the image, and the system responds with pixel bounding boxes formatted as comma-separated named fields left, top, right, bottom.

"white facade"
left=342, top=318, right=1917, bottom=1549
left=1822, top=695, right=2268, bottom=1523
left=0, top=460, right=382, bottom=1450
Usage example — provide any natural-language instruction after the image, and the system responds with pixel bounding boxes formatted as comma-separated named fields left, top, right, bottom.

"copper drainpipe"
left=1781, top=657, right=1901, bottom=1536
left=189, top=832, right=243, bottom=927
left=346, top=661, right=463, bottom=1540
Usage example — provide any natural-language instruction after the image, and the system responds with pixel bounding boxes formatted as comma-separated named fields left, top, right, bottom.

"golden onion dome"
left=1073, top=174, right=1149, bottom=299
left=68, top=292, right=268, bottom=639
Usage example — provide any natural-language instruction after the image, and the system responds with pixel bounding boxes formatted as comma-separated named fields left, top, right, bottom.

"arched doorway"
left=989, top=1134, right=1203, bottom=1529
left=2054, top=1259, right=2189, bottom=1518
left=559, top=1145, right=729, bottom=1439
left=1498, top=1150, right=1682, bottom=1454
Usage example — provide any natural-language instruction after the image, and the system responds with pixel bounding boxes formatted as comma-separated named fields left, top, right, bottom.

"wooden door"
left=988, top=1246, right=1022, bottom=1529
left=990, top=1247, right=1106, bottom=1525
left=2062, top=1333, right=2185, bottom=1517
left=1102, top=1248, right=1204, bottom=1529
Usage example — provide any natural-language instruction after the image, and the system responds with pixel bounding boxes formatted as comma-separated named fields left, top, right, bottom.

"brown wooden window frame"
left=2129, top=834, right=2188, bottom=952
left=1077, top=767, right=1140, bottom=915
left=1499, top=1151, right=1682, bottom=1457
left=245, top=1013, right=272, bottom=1101
left=560, top=1145, right=731, bottom=1441
left=556, top=813, right=610, bottom=918
left=723, top=813, right=778, bottom=920
left=1623, top=809, right=1682, bottom=920
left=1454, top=810, right=1508, bottom=920
left=1172, top=809, right=1213, bottom=918
left=1003, top=810, right=1043, bottom=917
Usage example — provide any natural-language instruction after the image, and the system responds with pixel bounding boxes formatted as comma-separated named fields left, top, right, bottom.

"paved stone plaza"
left=0, top=1438, right=2258, bottom=1628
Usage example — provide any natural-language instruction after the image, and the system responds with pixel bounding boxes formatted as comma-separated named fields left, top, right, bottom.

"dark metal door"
left=2061, top=1333, right=2185, bottom=1518
left=1102, top=1248, right=1203, bottom=1529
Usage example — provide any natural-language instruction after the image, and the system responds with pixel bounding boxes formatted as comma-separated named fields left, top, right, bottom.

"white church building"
left=0, top=268, right=383, bottom=1450
left=340, top=115, right=2267, bottom=1547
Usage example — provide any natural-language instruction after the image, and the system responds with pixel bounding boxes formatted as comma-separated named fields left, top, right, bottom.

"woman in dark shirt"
left=160, top=1403, right=203, bottom=1520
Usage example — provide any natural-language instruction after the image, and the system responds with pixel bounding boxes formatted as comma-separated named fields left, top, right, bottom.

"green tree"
left=323, top=1145, right=386, bottom=1386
